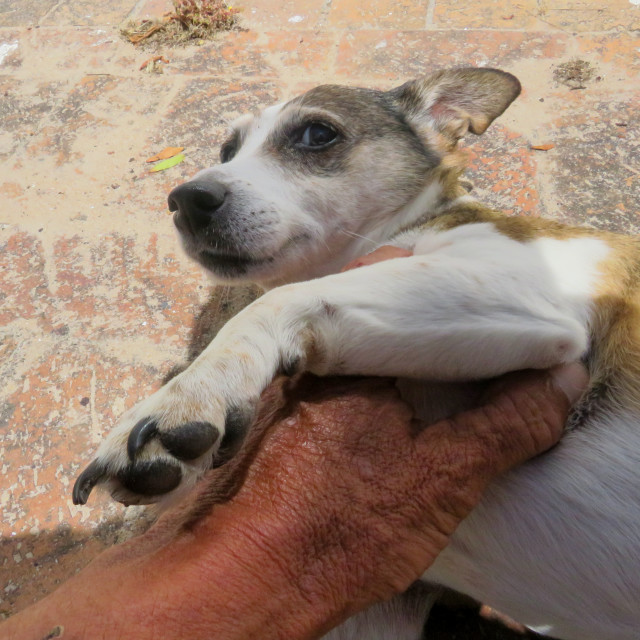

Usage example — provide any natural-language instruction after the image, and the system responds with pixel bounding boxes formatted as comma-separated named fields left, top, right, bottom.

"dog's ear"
left=389, top=68, right=521, bottom=144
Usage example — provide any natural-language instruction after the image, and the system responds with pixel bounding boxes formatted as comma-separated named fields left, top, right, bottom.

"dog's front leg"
left=74, top=234, right=590, bottom=505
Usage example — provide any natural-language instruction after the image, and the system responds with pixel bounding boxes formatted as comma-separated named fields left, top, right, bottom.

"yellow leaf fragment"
left=140, top=55, right=170, bottom=72
left=146, top=146, right=185, bottom=163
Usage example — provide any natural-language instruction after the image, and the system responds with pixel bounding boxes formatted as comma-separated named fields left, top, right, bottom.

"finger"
left=416, top=363, right=589, bottom=479
left=548, top=362, right=590, bottom=405
left=481, top=362, right=587, bottom=407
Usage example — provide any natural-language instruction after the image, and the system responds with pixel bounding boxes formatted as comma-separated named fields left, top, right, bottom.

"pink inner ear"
left=429, top=98, right=458, bottom=122
left=427, top=96, right=473, bottom=139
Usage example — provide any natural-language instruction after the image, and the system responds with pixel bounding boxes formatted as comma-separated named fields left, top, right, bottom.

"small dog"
left=73, top=68, right=639, bottom=640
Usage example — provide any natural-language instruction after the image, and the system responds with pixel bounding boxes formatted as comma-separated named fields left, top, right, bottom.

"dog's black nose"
left=168, top=180, right=227, bottom=233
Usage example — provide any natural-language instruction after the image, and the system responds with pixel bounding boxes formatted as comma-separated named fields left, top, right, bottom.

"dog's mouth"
left=191, top=233, right=312, bottom=279
left=197, top=248, right=272, bottom=275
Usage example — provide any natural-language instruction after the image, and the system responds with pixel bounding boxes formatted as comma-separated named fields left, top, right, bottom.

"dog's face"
left=169, top=68, right=520, bottom=287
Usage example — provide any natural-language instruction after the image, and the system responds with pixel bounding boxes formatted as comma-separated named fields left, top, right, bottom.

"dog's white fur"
left=82, top=70, right=640, bottom=639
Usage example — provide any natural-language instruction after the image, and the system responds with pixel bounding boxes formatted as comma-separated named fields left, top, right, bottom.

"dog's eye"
left=220, top=140, right=238, bottom=163
left=298, top=123, right=338, bottom=149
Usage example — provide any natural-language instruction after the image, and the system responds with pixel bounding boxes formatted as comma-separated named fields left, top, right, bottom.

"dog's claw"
left=127, top=418, right=158, bottom=460
left=117, top=459, right=182, bottom=496
left=159, top=421, right=219, bottom=460
left=72, top=459, right=106, bottom=505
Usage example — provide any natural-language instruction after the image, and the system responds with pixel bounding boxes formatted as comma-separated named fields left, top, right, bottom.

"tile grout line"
left=426, top=0, right=436, bottom=27
left=38, top=0, right=66, bottom=26
left=124, top=0, right=150, bottom=22
left=317, top=0, right=333, bottom=29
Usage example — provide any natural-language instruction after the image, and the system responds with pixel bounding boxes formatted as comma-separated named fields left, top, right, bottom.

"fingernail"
left=550, top=363, right=589, bottom=405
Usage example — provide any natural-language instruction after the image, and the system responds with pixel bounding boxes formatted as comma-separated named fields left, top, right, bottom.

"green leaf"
left=150, top=153, right=186, bottom=172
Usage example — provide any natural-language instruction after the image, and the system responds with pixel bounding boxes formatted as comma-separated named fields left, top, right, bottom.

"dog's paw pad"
left=72, top=457, right=184, bottom=506
left=127, top=418, right=220, bottom=462
left=160, top=421, right=220, bottom=460
left=117, top=459, right=183, bottom=497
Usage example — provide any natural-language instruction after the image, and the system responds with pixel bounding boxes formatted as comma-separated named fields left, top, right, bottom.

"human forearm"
left=0, top=501, right=338, bottom=640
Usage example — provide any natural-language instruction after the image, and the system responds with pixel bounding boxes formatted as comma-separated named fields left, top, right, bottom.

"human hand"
left=211, top=364, right=587, bottom=634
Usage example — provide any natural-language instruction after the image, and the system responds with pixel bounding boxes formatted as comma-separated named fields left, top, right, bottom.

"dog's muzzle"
left=168, top=179, right=227, bottom=237
left=168, top=178, right=264, bottom=277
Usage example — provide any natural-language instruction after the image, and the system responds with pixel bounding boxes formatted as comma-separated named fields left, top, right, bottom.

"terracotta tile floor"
left=0, top=0, right=638, bottom=635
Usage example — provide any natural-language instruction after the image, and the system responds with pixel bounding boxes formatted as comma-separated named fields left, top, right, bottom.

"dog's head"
left=170, top=68, right=520, bottom=287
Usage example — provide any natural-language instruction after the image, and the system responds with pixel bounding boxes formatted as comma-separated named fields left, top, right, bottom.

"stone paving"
left=0, top=0, right=638, bottom=634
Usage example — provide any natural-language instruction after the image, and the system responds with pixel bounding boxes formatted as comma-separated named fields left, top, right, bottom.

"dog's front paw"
left=72, top=379, right=254, bottom=506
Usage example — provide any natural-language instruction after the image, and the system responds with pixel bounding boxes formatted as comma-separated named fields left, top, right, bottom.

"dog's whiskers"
left=338, top=228, right=379, bottom=247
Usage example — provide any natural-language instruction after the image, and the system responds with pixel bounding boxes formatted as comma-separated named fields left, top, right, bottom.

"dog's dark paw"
left=72, top=420, right=223, bottom=506
left=71, top=380, right=234, bottom=505
left=71, top=394, right=261, bottom=506
left=70, top=342, right=269, bottom=506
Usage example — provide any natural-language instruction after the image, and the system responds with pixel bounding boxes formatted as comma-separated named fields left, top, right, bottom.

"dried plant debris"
left=553, top=59, right=597, bottom=90
left=122, top=0, right=241, bottom=48
left=146, top=146, right=185, bottom=162
left=530, top=143, right=555, bottom=151
left=41, top=627, right=64, bottom=640
left=145, top=146, right=186, bottom=172
left=140, top=55, right=170, bottom=72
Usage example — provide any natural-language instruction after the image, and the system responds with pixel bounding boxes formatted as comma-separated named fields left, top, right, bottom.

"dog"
left=72, top=67, right=639, bottom=640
